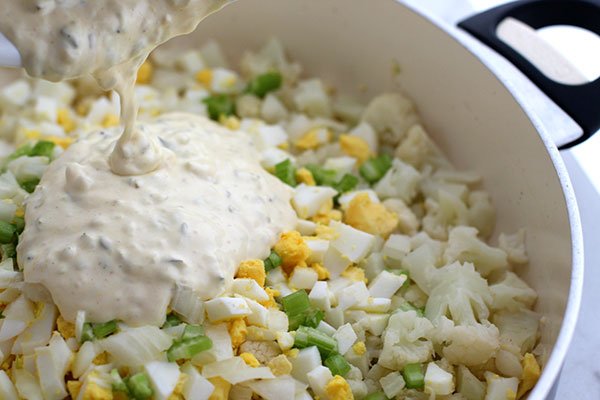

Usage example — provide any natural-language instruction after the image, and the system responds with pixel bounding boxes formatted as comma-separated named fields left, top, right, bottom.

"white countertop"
left=402, top=1, right=600, bottom=398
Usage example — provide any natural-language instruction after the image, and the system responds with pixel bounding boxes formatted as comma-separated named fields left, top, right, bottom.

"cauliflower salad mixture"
left=0, top=39, right=541, bottom=400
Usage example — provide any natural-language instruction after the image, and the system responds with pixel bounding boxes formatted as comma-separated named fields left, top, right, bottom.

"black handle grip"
left=458, top=0, right=600, bottom=149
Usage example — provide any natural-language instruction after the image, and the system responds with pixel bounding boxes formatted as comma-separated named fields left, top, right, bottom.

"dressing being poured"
left=0, top=0, right=299, bottom=325
left=0, top=0, right=231, bottom=175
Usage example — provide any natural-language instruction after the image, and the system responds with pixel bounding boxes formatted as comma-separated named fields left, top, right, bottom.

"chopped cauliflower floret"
left=344, top=193, right=398, bottom=238
left=443, top=226, right=508, bottom=278
left=433, top=316, right=500, bottom=366
left=273, top=231, right=311, bottom=274
left=362, top=93, right=419, bottom=146
left=378, top=310, right=434, bottom=370
left=499, top=229, right=529, bottom=265
left=490, top=271, right=537, bottom=312
left=238, top=341, right=281, bottom=364
left=426, top=261, right=492, bottom=325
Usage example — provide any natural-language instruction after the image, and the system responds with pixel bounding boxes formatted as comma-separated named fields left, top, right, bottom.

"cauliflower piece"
left=267, top=354, right=292, bottom=376
left=273, top=231, right=311, bottom=274
left=238, top=341, right=281, bottom=364
left=362, top=93, right=419, bottom=147
left=394, top=124, right=448, bottom=169
left=517, top=353, right=540, bottom=398
left=228, top=318, right=247, bottom=349
left=293, top=79, right=332, bottom=117
left=498, top=229, right=529, bottom=265
left=325, top=375, right=354, bottom=400
left=426, top=261, right=492, bottom=325
left=339, top=134, right=371, bottom=163
left=382, top=198, right=419, bottom=235
left=421, top=190, right=469, bottom=241
left=344, top=193, right=398, bottom=238
left=443, top=226, right=508, bottom=277
left=456, top=365, right=486, bottom=400
left=401, top=242, right=443, bottom=295
left=492, top=309, right=540, bottom=354
left=467, top=191, right=496, bottom=239
left=378, top=310, right=434, bottom=370
left=236, top=94, right=262, bottom=118
left=261, top=93, right=288, bottom=124
left=495, top=344, right=523, bottom=378
left=373, top=159, right=421, bottom=204
left=240, top=38, right=302, bottom=83
left=490, top=272, right=537, bottom=312
left=236, top=260, right=266, bottom=287
left=433, top=317, right=500, bottom=366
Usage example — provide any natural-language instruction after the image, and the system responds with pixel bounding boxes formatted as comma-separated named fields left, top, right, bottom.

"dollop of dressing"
left=0, top=0, right=230, bottom=175
left=18, top=114, right=297, bottom=325
left=2, top=1, right=300, bottom=325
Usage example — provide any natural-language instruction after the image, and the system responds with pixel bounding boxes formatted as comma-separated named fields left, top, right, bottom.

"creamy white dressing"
left=18, top=114, right=297, bottom=325
left=1, top=1, right=300, bottom=325
left=0, top=0, right=230, bottom=175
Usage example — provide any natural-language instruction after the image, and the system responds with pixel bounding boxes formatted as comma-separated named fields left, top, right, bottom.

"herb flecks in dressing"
left=2, top=1, right=299, bottom=325
left=0, top=0, right=230, bottom=175
left=18, top=114, right=297, bottom=326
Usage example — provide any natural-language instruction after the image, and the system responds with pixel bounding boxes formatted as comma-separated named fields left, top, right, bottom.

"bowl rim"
left=400, top=2, right=585, bottom=398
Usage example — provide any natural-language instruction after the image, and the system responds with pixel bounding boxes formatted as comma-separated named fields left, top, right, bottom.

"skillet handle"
left=458, top=0, right=600, bottom=149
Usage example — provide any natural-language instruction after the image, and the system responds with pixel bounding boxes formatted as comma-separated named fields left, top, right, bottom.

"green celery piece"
left=126, top=373, right=153, bottom=400
left=110, top=369, right=130, bottom=394
left=162, top=313, right=182, bottom=328
left=20, top=177, right=40, bottom=193
left=403, top=363, right=425, bottom=389
left=203, top=95, right=235, bottom=121
left=264, top=250, right=282, bottom=272
left=92, top=320, right=118, bottom=339
left=166, top=335, right=213, bottom=362
left=364, top=392, right=390, bottom=400
left=30, top=141, right=55, bottom=158
left=274, top=159, right=296, bottom=187
left=182, top=324, right=205, bottom=340
left=246, top=71, right=282, bottom=98
left=0, top=221, right=15, bottom=244
left=324, top=353, right=351, bottom=376
left=281, top=290, right=310, bottom=317
left=80, top=323, right=95, bottom=343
